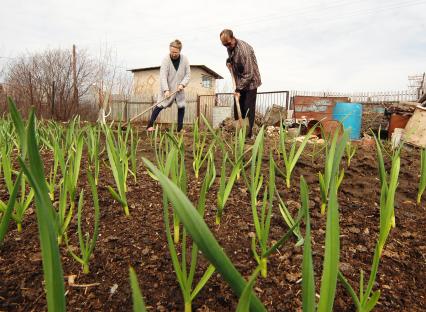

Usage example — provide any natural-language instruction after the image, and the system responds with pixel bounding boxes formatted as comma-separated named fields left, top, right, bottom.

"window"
left=202, top=75, right=213, bottom=89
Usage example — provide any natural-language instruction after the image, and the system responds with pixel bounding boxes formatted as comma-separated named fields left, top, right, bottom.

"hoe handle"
left=123, top=90, right=179, bottom=126
left=227, top=64, right=243, bottom=127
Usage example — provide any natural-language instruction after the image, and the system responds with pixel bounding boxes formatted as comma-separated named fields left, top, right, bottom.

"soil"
left=0, top=126, right=425, bottom=312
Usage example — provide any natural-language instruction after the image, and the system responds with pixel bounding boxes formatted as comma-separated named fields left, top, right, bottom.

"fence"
left=1, top=82, right=100, bottom=121
left=110, top=92, right=199, bottom=125
left=289, top=89, right=419, bottom=104
left=109, top=89, right=419, bottom=125
left=211, top=91, right=290, bottom=113
left=110, top=91, right=290, bottom=125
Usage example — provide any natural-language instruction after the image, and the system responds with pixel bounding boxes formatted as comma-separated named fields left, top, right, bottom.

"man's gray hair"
left=220, top=29, right=234, bottom=38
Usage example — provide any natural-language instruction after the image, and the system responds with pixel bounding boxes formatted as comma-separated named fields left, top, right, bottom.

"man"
left=419, top=92, right=426, bottom=107
left=220, top=29, right=261, bottom=138
left=147, top=39, right=191, bottom=132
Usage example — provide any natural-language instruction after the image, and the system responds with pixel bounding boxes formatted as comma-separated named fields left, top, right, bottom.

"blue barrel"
left=332, top=102, right=362, bottom=140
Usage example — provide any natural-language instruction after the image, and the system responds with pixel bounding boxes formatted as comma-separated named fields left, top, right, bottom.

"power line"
left=3, top=0, right=424, bottom=70
left=93, top=0, right=426, bottom=70
left=71, top=0, right=374, bottom=49
left=257, top=0, right=426, bottom=43
left=103, top=0, right=372, bottom=45
left=95, top=0, right=424, bottom=50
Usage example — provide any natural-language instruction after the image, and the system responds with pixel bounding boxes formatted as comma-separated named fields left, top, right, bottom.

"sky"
left=1, top=0, right=425, bottom=92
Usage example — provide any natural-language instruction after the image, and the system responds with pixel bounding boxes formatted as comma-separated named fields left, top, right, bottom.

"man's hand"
left=234, top=89, right=241, bottom=98
left=164, top=90, right=170, bottom=98
left=177, top=84, right=184, bottom=91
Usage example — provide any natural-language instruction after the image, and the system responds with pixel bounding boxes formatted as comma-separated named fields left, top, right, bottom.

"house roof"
left=129, top=65, right=223, bottom=79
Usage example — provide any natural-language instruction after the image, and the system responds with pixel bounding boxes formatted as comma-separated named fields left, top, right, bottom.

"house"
left=130, top=65, right=223, bottom=97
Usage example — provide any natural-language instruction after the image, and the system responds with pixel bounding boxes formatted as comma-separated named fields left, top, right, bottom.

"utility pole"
left=72, top=44, right=78, bottom=114
left=28, top=72, right=34, bottom=108
left=51, top=80, right=55, bottom=118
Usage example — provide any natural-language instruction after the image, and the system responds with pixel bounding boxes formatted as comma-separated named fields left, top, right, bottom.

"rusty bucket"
left=306, top=119, right=322, bottom=137
left=388, top=114, right=410, bottom=137
left=319, top=120, right=344, bottom=140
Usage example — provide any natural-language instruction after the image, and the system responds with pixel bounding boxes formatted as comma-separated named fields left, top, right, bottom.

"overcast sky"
left=1, top=0, right=425, bottom=92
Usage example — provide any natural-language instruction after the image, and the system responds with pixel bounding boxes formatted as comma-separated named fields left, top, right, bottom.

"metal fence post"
left=197, top=95, right=201, bottom=127
left=124, top=100, right=128, bottom=122
left=285, top=91, right=290, bottom=110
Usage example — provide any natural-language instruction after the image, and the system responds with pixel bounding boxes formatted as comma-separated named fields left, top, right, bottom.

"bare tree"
left=4, top=48, right=97, bottom=120
left=3, top=45, right=134, bottom=121
left=92, top=45, right=132, bottom=123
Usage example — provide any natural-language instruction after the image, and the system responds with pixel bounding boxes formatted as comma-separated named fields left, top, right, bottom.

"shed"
left=130, top=65, right=223, bottom=97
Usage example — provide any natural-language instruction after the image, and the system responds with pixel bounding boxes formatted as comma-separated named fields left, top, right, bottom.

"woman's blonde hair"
left=170, top=39, right=182, bottom=50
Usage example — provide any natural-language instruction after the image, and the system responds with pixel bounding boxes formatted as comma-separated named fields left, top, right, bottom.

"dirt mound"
left=218, top=115, right=264, bottom=134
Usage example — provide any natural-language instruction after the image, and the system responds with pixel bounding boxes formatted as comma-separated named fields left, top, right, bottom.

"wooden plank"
left=404, top=106, right=426, bottom=148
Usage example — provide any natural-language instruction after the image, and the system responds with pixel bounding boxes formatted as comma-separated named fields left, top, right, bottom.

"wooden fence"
left=109, top=89, right=418, bottom=125
left=110, top=91, right=290, bottom=124
left=110, top=93, right=199, bottom=125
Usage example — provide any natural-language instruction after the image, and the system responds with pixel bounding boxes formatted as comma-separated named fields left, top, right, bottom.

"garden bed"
left=0, top=128, right=425, bottom=311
